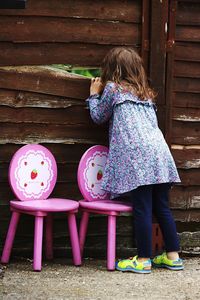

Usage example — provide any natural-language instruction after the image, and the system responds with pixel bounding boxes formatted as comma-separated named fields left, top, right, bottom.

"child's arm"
left=87, top=81, right=115, bottom=124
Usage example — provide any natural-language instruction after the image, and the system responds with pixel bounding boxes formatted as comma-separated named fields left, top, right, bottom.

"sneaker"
left=116, top=256, right=152, bottom=274
left=152, top=252, right=184, bottom=270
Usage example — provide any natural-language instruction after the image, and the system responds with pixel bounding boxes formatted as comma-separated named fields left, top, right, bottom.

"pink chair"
left=77, top=145, right=133, bottom=271
left=1, top=144, right=81, bottom=271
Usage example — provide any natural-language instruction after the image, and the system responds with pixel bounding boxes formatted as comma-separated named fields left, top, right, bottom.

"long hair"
left=101, top=47, right=156, bottom=100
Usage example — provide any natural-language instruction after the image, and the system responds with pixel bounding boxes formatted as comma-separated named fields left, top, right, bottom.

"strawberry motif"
left=31, top=169, right=38, bottom=180
left=97, top=169, right=103, bottom=180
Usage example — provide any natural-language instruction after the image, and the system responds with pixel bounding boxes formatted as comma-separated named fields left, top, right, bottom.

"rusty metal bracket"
left=166, top=39, right=175, bottom=52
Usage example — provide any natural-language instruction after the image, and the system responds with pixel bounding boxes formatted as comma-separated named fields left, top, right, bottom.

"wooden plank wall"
left=0, top=0, right=145, bottom=255
left=0, top=0, right=199, bottom=257
left=0, top=0, right=142, bottom=66
left=168, top=0, right=200, bottom=222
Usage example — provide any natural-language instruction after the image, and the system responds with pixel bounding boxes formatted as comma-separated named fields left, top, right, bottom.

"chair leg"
left=1, top=211, right=20, bottom=263
left=79, top=211, right=89, bottom=257
left=45, top=214, right=53, bottom=260
left=68, top=213, right=82, bottom=266
left=33, top=216, right=44, bottom=271
left=107, top=215, right=116, bottom=271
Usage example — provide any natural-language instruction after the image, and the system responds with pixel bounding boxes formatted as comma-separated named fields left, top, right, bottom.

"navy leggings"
left=129, top=183, right=180, bottom=258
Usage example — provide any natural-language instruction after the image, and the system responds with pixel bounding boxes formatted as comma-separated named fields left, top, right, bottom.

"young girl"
left=86, top=47, right=184, bottom=273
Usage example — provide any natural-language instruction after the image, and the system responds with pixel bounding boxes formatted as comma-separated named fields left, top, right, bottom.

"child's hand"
left=90, top=77, right=103, bottom=96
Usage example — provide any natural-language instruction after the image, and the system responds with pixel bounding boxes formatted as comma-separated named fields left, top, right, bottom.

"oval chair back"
left=77, top=145, right=110, bottom=201
left=9, top=144, right=57, bottom=201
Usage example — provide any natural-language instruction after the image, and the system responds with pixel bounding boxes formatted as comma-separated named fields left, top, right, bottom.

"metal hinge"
left=166, top=39, right=175, bottom=52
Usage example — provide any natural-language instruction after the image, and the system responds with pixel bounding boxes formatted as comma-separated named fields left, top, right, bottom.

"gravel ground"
left=0, top=257, right=200, bottom=300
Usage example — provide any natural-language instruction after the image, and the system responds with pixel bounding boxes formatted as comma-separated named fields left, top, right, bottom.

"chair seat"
left=10, top=198, right=79, bottom=212
left=79, top=199, right=132, bottom=212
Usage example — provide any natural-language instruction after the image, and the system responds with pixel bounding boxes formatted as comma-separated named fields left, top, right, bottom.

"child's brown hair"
left=101, top=47, right=156, bottom=100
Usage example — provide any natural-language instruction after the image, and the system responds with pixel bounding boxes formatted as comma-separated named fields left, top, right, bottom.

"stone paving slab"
left=0, top=257, right=200, bottom=300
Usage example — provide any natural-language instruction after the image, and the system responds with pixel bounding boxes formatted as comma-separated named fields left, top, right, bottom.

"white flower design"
left=84, top=151, right=108, bottom=199
left=15, top=150, right=53, bottom=199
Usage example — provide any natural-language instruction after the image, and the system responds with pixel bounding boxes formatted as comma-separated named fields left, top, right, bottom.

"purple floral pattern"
left=87, top=82, right=181, bottom=197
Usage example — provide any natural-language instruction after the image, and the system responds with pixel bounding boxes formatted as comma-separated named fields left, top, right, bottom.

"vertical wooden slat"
left=165, top=0, right=178, bottom=144
left=141, top=0, right=150, bottom=71
left=149, top=0, right=169, bottom=133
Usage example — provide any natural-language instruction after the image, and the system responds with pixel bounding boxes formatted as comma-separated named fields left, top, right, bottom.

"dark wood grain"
left=0, top=0, right=141, bottom=23
left=0, top=123, right=107, bottom=144
left=174, top=77, right=200, bottom=93
left=170, top=186, right=200, bottom=209
left=172, top=107, right=200, bottom=122
left=174, top=61, right=200, bottom=78
left=175, top=43, right=200, bottom=62
left=172, top=147, right=200, bottom=169
left=176, top=1, right=200, bottom=25
left=179, top=169, right=200, bottom=186
left=0, top=66, right=91, bottom=98
left=0, top=16, right=140, bottom=45
left=173, top=92, right=200, bottom=108
left=172, top=120, right=200, bottom=145
left=0, top=89, right=85, bottom=108
left=176, top=25, right=200, bottom=42
left=0, top=42, right=140, bottom=67
left=0, top=106, right=92, bottom=125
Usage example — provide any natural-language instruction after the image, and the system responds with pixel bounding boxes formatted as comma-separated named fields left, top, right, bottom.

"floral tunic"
left=87, top=82, right=181, bottom=197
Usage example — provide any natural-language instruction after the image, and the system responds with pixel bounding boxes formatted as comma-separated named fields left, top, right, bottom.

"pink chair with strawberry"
left=1, top=144, right=81, bottom=271
left=77, top=145, right=133, bottom=270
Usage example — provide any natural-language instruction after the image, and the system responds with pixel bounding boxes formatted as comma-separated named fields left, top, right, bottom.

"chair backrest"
left=9, top=144, right=57, bottom=201
left=77, top=145, right=110, bottom=201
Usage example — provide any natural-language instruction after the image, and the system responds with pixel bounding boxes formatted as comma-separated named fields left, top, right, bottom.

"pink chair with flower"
left=77, top=145, right=133, bottom=271
left=1, top=144, right=81, bottom=271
